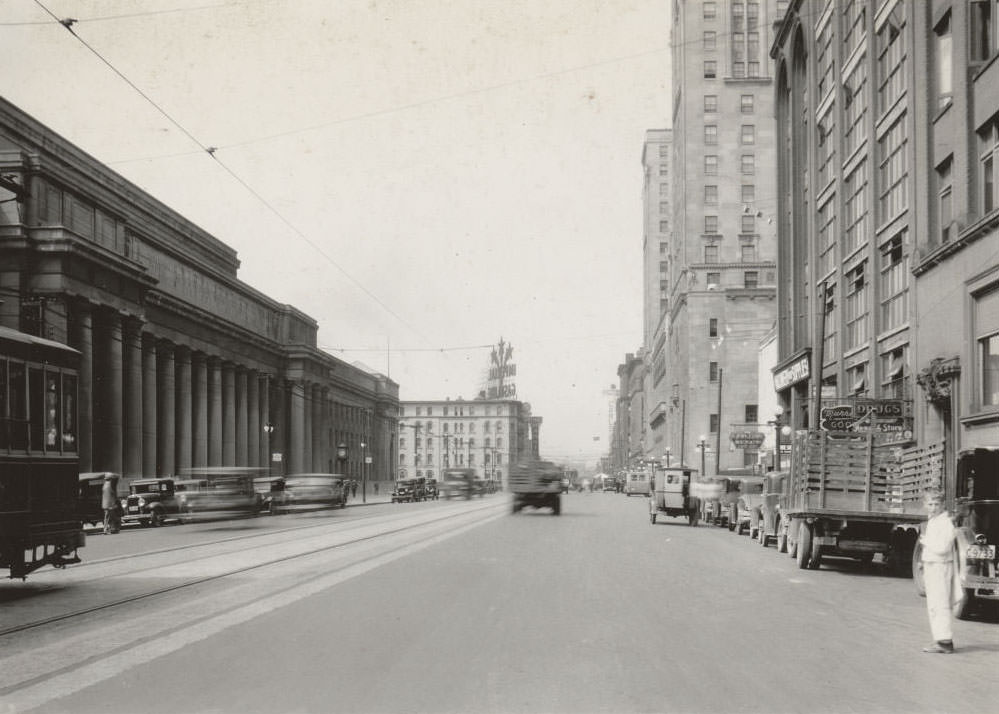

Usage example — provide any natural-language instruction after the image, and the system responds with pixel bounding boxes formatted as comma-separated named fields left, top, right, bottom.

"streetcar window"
left=62, top=373, right=77, bottom=451
left=29, top=367, right=44, bottom=451
left=9, top=361, right=27, bottom=450
left=0, top=358, right=6, bottom=450
left=45, top=372, right=59, bottom=449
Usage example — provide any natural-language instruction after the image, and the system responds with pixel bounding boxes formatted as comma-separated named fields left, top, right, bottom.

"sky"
left=1, top=0, right=671, bottom=468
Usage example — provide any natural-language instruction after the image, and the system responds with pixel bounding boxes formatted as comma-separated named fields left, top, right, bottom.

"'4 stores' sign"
left=819, top=399, right=912, bottom=443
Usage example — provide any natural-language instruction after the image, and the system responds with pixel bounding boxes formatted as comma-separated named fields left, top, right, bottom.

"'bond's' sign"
left=773, top=354, right=810, bottom=391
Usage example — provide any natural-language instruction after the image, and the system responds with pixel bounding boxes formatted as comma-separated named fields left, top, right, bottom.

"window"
left=659, top=164, right=669, bottom=176
left=745, top=404, right=758, bottom=423
left=709, top=318, right=719, bottom=337
left=879, top=232, right=909, bottom=331
left=496, top=436, right=503, bottom=447
left=844, top=160, right=868, bottom=254
left=707, top=271, right=721, bottom=285
left=880, top=346, right=908, bottom=399
left=817, top=106, right=836, bottom=188
left=935, top=13, right=952, bottom=110
left=659, top=183, right=669, bottom=196
left=976, top=286, right=999, bottom=406
left=704, top=31, right=717, bottom=50
left=705, top=125, right=718, bottom=144
left=659, top=200, right=669, bottom=213
left=704, top=60, right=717, bottom=79
left=741, top=94, right=754, bottom=113
left=741, top=215, right=755, bottom=234
left=704, top=1, right=717, bottom=19
left=816, top=14, right=834, bottom=99
left=443, top=406, right=449, bottom=416
left=937, top=157, right=953, bottom=244
left=878, top=115, right=908, bottom=222
left=741, top=184, right=755, bottom=202
left=817, top=196, right=836, bottom=277
left=660, top=219, right=669, bottom=233
left=823, top=282, right=838, bottom=359
left=426, top=437, right=433, bottom=449
left=843, top=59, right=868, bottom=157
left=843, top=0, right=866, bottom=56
left=705, top=155, right=718, bottom=174
left=704, top=95, right=718, bottom=113
left=845, top=261, right=869, bottom=350
left=426, top=407, right=433, bottom=416
left=741, top=244, right=757, bottom=262
left=876, top=2, right=906, bottom=114
left=704, top=245, right=719, bottom=262
left=741, top=125, right=755, bottom=144
left=443, top=422, right=449, bottom=433
left=709, top=413, right=719, bottom=433
left=848, top=362, right=867, bottom=396
left=980, top=116, right=999, bottom=214
left=400, top=437, right=406, bottom=449
left=970, top=0, right=997, bottom=62
left=709, top=362, right=719, bottom=381
left=705, top=185, right=718, bottom=204
left=741, top=155, right=755, bottom=174
left=704, top=215, right=719, bottom=233
left=744, top=271, right=759, bottom=289
left=415, top=407, right=422, bottom=416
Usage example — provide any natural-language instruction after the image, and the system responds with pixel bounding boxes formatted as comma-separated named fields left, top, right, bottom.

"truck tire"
left=796, top=523, right=812, bottom=569
left=777, top=531, right=788, bottom=553
left=553, top=497, right=561, bottom=515
left=688, top=510, right=699, bottom=527
left=808, top=536, right=823, bottom=569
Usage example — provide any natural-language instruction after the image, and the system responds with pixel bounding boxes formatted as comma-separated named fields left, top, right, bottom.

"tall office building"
left=664, top=0, right=785, bottom=473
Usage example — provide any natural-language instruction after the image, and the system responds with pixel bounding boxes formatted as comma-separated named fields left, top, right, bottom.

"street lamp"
left=698, top=434, right=707, bottom=477
left=664, top=446, right=671, bottom=468
left=770, top=407, right=793, bottom=471
left=360, top=440, right=368, bottom=504
left=263, top=422, right=274, bottom=476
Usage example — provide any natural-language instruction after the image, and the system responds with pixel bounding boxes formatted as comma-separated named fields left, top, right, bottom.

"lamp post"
left=698, top=434, right=707, bottom=477
left=664, top=446, right=671, bottom=468
left=770, top=407, right=793, bottom=471
left=360, top=440, right=368, bottom=504
left=263, top=422, right=274, bottom=476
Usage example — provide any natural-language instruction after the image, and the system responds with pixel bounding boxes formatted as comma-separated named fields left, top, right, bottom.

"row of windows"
left=399, top=436, right=503, bottom=450
left=703, top=154, right=755, bottom=175
left=703, top=124, right=756, bottom=145
left=702, top=212, right=761, bottom=235
left=400, top=452, right=504, bottom=467
left=408, top=405, right=505, bottom=417
left=704, top=94, right=755, bottom=114
left=401, top=469, right=504, bottom=480
left=401, top=420, right=505, bottom=434
left=704, top=59, right=761, bottom=79
left=704, top=269, right=762, bottom=289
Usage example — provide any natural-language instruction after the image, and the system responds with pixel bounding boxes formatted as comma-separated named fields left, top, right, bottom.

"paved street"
left=2, top=492, right=996, bottom=714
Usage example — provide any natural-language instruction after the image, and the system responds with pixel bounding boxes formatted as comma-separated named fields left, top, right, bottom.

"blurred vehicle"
left=1, top=326, right=84, bottom=578
left=178, top=467, right=265, bottom=521
left=424, top=478, right=439, bottom=500
left=509, top=459, right=562, bottom=515
left=440, top=468, right=479, bottom=500
left=78, top=472, right=122, bottom=530
left=734, top=476, right=765, bottom=537
left=278, top=474, right=347, bottom=513
left=601, top=475, right=619, bottom=492
left=649, top=467, right=700, bottom=526
left=560, top=477, right=570, bottom=494
left=624, top=470, right=651, bottom=497
left=253, top=476, right=286, bottom=514
left=392, top=477, right=426, bottom=503
left=913, top=447, right=999, bottom=619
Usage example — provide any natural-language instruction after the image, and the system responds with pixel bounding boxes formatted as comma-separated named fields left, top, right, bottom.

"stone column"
left=104, top=312, right=124, bottom=474
left=71, top=301, right=94, bottom=472
left=320, top=388, right=331, bottom=472
left=141, top=334, right=158, bottom=476
left=311, top=384, right=323, bottom=471
left=222, top=363, right=236, bottom=465
left=208, top=358, right=223, bottom=466
left=157, top=342, right=176, bottom=476
left=303, top=382, right=314, bottom=472
left=247, top=371, right=260, bottom=467
left=289, top=381, right=306, bottom=475
left=236, top=367, right=248, bottom=466
left=175, top=346, right=192, bottom=473
left=192, top=352, right=208, bottom=467
left=123, top=319, right=143, bottom=477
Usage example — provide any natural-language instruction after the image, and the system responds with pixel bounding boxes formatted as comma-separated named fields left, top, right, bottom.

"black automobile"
left=392, top=478, right=426, bottom=503
left=122, top=478, right=185, bottom=527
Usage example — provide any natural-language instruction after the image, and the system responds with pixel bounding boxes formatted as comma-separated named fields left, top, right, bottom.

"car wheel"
left=139, top=518, right=150, bottom=527
left=808, top=530, right=823, bottom=570
left=911, top=542, right=926, bottom=597
left=552, top=497, right=561, bottom=515
left=796, top=523, right=812, bottom=569
left=149, top=510, right=164, bottom=527
left=777, top=531, right=788, bottom=553
left=650, top=513, right=657, bottom=525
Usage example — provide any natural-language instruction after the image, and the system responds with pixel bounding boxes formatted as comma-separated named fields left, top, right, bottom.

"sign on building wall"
left=485, top=337, right=517, bottom=399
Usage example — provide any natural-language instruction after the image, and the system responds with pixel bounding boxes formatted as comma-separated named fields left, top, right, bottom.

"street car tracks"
left=0, top=500, right=503, bottom=639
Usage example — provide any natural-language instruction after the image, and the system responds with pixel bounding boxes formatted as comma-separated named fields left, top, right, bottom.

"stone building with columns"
left=0, top=98, right=399, bottom=487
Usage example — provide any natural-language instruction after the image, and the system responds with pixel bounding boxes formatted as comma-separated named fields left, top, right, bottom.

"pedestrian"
left=101, top=474, right=117, bottom=535
left=374, top=482, right=379, bottom=495
left=351, top=479, right=358, bottom=498
left=920, top=487, right=960, bottom=654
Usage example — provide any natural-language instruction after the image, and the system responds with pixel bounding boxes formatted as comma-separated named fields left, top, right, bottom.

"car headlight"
left=137, top=497, right=146, bottom=507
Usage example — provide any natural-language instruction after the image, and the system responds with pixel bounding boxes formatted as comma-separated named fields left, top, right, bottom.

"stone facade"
left=0, top=98, right=399, bottom=488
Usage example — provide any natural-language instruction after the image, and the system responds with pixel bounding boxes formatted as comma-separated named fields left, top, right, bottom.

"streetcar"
left=0, top=325, right=84, bottom=579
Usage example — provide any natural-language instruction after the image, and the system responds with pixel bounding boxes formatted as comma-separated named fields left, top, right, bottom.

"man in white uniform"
left=920, top=488, right=958, bottom=653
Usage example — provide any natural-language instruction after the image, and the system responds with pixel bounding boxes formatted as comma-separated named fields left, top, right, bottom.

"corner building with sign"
left=0, top=98, right=399, bottom=487
left=397, top=399, right=541, bottom=489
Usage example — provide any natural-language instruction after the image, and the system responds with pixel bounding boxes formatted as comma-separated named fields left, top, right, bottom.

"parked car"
left=122, top=478, right=186, bottom=527
left=277, top=474, right=347, bottom=513
left=758, top=471, right=789, bottom=549
left=624, top=470, right=651, bottom=497
left=178, top=467, right=266, bottom=521
left=734, top=476, right=765, bottom=537
left=424, top=478, right=439, bottom=500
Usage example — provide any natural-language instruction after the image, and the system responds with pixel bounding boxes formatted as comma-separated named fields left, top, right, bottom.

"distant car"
left=734, top=477, right=765, bottom=537
left=178, top=467, right=266, bottom=521
left=122, top=478, right=185, bottom=527
left=439, top=468, right=478, bottom=500
left=278, top=474, right=347, bottom=513
left=253, top=476, right=286, bottom=515
left=392, top=478, right=426, bottom=503
left=602, top=478, right=618, bottom=492
left=424, top=478, right=439, bottom=500
left=624, top=471, right=651, bottom=496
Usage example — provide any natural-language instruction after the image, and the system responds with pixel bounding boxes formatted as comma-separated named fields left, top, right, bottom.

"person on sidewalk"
left=920, top=487, right=960, bottom=654
left=101, top=475, right=118, bottom=535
